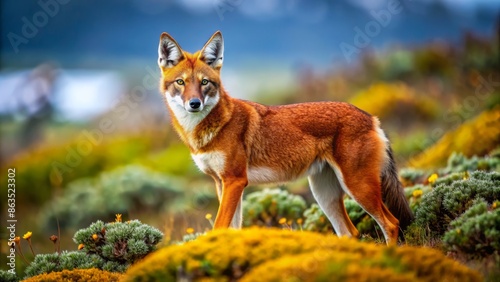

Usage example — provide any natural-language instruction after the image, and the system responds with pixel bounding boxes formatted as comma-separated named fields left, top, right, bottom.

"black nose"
left=189, top=98, right=201, bottom=109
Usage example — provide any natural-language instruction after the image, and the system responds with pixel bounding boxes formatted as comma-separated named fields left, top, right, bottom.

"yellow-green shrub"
left=413, top=47, right=455, bottom=77
left=403, top=184, right=432, bottom=213
left=349, top=82, right=439, bottom=121
left=443, top=199, right=500, bottom=259
left=1, top=132, right=165, bottom=206
left=391, top=131, right=433, bottom=162
left=241, top=250, right=413, bottom=282
left=122, top=228, right=480, bottom=282
left=302, top=203, right=334, bottom=233
left=22, top=268, right=121, bottom=282
left=410, top=107, right=500, bottom=168
left=136, top=143, right=197, bottom=177
left=243, top=245, right=480, bottom=282
left=242, top=188, right=307, bottom=227
left=39, top=165, right=184, bottom=231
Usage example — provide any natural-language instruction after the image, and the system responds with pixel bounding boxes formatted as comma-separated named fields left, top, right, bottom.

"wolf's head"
left=158, top=31, right=224, bottom=128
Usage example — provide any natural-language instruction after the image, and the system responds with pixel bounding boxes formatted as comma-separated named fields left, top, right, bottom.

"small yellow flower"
left=115, top=214, right=122, bottom=223
left=92, top=234, right=99, bottom=241
left=278, top=218, right=287, bottom=225
left=78, top=244, right=85, bottom=250
left=463, top=172, right=469, bottom=180
left=205, top=213, right=212, bottom=220
left=428, top=173, right=438, bottom=184
left=412, top=189, right=423, bottom=198
left=492, top=202, right=497, bottom=209
left=23, top=232, right=32, bottom=240
left=186, top=228, right=195, bottom=234
left=297, top=218, right=303, bottom=225
left=456, top=229, right=461, bottom=234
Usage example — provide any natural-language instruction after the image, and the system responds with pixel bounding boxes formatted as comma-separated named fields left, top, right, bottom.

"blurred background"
left=1, top=0, right=499, bottom=269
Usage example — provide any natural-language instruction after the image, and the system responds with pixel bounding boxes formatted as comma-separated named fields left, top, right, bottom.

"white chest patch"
left=192, top=151, right=225, bottom=175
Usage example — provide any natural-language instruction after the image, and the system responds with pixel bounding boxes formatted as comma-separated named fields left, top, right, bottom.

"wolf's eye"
left=176, top=79, right=184, bottom=85
left=201, top=79, right=209, bottom=85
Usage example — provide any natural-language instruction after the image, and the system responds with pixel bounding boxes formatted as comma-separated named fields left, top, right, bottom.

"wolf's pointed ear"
left=200, top=31, right=224, bottom=69
left=158, top=33, right=184, bottom=69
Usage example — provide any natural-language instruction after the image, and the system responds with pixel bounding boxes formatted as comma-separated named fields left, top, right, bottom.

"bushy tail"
left=381, top=146, right=414, bottom=231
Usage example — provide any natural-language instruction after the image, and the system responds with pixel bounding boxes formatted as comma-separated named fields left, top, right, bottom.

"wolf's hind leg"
left=308, top=166, right=359, bottom=238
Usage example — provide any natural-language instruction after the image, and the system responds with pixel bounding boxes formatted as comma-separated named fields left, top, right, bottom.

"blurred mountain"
left=1, top=0, right=499, bottom=70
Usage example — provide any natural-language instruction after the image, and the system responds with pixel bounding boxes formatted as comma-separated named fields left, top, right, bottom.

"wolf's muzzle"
left=187, top=98, right=202, bottom=112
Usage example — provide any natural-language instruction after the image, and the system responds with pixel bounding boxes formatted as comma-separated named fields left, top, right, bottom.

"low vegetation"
left=122, top=228, right=481, bottom=282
